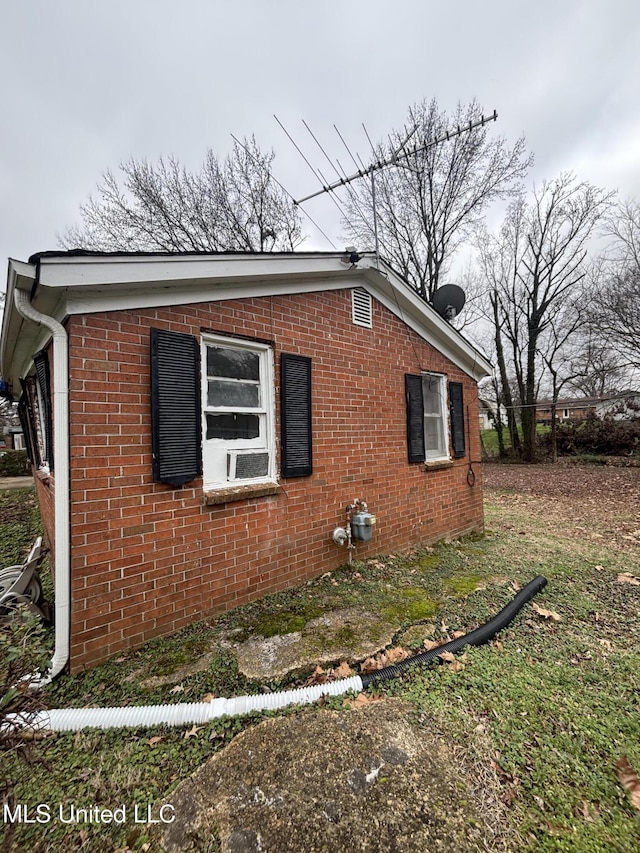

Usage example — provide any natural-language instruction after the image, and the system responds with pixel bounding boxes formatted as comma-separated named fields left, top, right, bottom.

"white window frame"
left=201, top=334, right=276, bottom=491
left=422, top=372, right=450, bottom=461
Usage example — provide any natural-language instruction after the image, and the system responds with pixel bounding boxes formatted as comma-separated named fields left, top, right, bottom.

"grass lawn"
left=1, top=476, right=639, bottom=852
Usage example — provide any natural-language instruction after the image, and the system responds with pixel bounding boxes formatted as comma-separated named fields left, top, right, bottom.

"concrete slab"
left=0, top=476, right=34, bottom=490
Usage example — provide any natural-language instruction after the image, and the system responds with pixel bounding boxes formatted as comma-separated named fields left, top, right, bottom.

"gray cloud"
left=2, top=0, right=639, bottom=268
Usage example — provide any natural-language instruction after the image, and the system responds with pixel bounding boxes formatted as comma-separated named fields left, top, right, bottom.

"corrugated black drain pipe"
left=5, top=576, right=547, bottom=732
left=361, top=574, right=548, bottom=688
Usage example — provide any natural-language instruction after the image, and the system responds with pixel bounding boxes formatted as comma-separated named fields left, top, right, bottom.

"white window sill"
left=204, top=481, right=282, bottom=506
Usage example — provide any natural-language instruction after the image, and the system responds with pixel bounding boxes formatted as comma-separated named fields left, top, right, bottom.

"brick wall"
left=65, top=288, right=484, bottom=670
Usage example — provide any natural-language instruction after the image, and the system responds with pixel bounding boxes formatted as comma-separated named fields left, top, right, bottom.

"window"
left=422, top=373, right=448, bottom=460
left=18, top=352, right=54, bottom=472
left=151, top=328, right=313, bottom=492
left=405, top=373, right=465, bottom=464
left=202, top=334, right=275, bottom=489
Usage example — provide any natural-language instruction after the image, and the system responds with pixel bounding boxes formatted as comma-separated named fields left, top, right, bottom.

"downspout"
left=13, top=288, right=70, bottom=681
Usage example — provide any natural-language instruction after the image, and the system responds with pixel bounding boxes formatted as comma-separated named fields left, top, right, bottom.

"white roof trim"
left=3, top=253, right=491, bottom=386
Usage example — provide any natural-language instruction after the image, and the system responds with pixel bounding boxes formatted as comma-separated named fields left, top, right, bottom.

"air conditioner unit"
left=227, top=450, right=270, bottom=482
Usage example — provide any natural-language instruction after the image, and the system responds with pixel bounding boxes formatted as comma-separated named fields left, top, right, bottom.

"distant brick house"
left=1, top=251, right=490, bottom=672
left=536, top=392, right=640, bottom=425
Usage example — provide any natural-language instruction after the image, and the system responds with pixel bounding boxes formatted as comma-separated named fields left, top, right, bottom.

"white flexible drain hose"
left=5, top=676, right=364, bottom=732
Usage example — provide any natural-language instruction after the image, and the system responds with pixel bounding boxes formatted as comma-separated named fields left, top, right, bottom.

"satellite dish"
left=432, top=284, right=466, bottom=321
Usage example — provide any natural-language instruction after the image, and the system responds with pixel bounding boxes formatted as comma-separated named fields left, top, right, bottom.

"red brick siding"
left=65, top=288, right=483, bottom=670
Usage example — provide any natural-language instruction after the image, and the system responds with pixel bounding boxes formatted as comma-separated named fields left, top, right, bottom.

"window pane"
left=207, top=346, right=260, bottom=380
left=207, top=379, right=259, bottom=408
left=206, top=413, right=260, bottom=440
left=422, top=375, right=442, bottom=415
left=424, top=417, right=444, bottom=456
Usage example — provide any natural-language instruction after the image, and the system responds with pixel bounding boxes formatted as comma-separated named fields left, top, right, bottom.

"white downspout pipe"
left=13, top=288, right=70, bottom=680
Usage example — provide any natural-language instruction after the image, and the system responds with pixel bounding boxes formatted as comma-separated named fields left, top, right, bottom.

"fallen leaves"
left=170, top=684, right=185, bottom=694
left=532, top=602, right=562, bottom=622
left=183, top=724, right=203, bottom=739
left=490, top=756, right=518, bottom=804
left=343, top=692, right=383, bottom=710
left=617, top=572, right=640, bottom=586
left=360, top=646, right=409, bottom=673
left=574, top=799, right=600, bottom=822
left=305, top=661, right=353, bottom=685
left=615, top=755, right=640, bottom=812
left=147, top=736, right=164, bottom=746
left=333, top=661, right=354, bottom=678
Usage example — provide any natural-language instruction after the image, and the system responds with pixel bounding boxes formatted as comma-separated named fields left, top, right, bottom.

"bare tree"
left=477, top=173, right=614, bottom=462
left=342, top=98, right=532, bottom=301
left=60, top=137, right=303, bottom=253
left=476, top=203, right=526, bottom=456
left=592, top=268, right=640, bottom=371
left=590, top=200, right=640, bottom=372
left=564, top=330, right=627, bottom=397
left=538, top=301, right=587, bottom=461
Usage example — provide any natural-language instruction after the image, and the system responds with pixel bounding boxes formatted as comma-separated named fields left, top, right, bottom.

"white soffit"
left=28, top=252, right=491, bottom=381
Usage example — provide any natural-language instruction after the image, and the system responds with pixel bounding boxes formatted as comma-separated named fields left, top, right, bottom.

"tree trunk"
left=550, top=403, right=558, bottom=463
left=493, top=297, right=521, bottom=456
left=522, top=329, right=539, bottom=463
left=494, top=406, right=506, bottom=458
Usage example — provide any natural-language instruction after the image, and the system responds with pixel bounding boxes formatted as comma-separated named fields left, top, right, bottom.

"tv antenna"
left=294, top=111, right=497, bottom=204
left=290, top=110, right=498, bottom=271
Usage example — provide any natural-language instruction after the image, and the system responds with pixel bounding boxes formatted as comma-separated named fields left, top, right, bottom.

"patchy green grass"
left=2, top=483, right=640, bottom=851
left=0, top=487, right=43, bottom=567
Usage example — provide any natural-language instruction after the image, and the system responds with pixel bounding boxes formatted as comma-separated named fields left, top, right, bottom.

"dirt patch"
left=230, top=607, right=396, bottom=681
left=155, top=699, right=513, bottom=853
left=484, top=463, right=640, bottom=552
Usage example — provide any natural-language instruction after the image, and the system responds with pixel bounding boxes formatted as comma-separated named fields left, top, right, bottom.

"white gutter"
left=13, top=288, right=70, bottom=680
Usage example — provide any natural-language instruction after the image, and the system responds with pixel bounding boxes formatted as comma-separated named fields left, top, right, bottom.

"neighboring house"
left=594, top=391, right=640, bottom=420
left=4, top=427, right=25, bottom=450
left=478, top=399, right=493, bottom=431
left=1, top=250, right=491, bottom=672
left=536, top=392, right=640, bottom=425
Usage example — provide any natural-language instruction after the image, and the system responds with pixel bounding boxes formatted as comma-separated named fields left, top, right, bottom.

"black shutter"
left=449, top=381, right=466, bottom=458
left=150, top=328, right=202, bottom=487
left=18, top=383, right=36, bottom=465
left=281, top=353, right=312, bottom=478
left=20, top=378, right=40, bottom=466
left=33, top=350, right=54, bottom=470
left=405, top=374, right=425, bottom=463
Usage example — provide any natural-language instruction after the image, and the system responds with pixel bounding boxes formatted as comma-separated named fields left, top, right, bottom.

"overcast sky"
left=2, top=0, right=639, bottom=282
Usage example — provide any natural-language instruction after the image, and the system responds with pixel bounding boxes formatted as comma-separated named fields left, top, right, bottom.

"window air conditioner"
left=227, top=450, right=270, bottom=481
